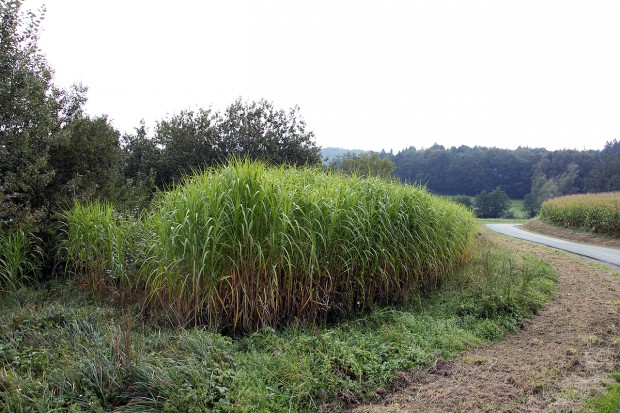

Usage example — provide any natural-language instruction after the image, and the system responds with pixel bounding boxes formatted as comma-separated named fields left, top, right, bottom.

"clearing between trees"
left=347, top=229, right=620, bottom=413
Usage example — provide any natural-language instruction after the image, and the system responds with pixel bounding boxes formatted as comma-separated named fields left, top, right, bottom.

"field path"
left=346, top=231, right=620, bottom=413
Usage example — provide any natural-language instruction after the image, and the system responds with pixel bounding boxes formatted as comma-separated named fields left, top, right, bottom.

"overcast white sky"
left=22, top=0, right=620, bottom=152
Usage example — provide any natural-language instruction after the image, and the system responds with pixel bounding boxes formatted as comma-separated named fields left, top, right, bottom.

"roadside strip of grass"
left=507, top=218, right=620, bottom=413
left=478, top=218, right=528, bottom=224
left=585, top=372, right=620, bottom=413
left=0, top=233, right=556, bottom=413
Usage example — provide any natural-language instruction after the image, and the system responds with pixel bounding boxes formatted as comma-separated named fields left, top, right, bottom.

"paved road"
left=485, top=223, right=620, bottom=270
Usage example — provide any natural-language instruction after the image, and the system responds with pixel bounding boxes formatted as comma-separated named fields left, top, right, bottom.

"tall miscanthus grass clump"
left=0, top=230, right=42, bottom=292
left=539, top=192, right=620, bottom=236
left=140, top=160, right=476, bottom=332
left=62, top=202, right=136, bottom=294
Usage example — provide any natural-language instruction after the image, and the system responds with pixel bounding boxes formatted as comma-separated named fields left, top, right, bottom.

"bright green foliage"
left=539, top=192, right=620, bottom=237
left=0, top=230, right=41, bottom=291
left=0, top=237, right=556, bottom=412
left=62, top=202, right=135, bottom=293
left=586, top=372, right=620, bottom=413
left=64, top=160, right=476, bottom=332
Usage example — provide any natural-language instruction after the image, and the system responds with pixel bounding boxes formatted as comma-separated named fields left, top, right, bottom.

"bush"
left=474, top=188, right=511, bottom=218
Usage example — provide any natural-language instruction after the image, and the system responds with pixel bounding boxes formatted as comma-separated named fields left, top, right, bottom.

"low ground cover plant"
left=0, top=234, right=556, bottom=412
left=586, top=372, right=620, bottom=413
left=539, top=192, right=620, bottom=237
left=64, top=160, right=476, bottom=333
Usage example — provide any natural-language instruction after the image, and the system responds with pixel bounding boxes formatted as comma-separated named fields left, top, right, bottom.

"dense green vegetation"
left=473, top=188, right=512, bottom=219
left=0, top=235, right=556, bottom=412
left=586, top=372, right=620, bottom=413
left=539, top=193, right=620, bottom=237
left=449, top=191, right=524, bottom=219
left=323, top=141, right=620, bottom=218
left=64, top=161, right=475, bottom=332
left=329, top=152, right=395, bottom=179
left=0, top=230, right=41, bottom=292
left=0, top=1, right=320, bottom=237
left=381, top=140, right=620, bottom=204
left=0, top=3, right=612, bottom=410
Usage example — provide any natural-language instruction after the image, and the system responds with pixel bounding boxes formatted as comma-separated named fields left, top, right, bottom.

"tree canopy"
left=1, top=0, right=56, bottom=229
left=474, top=188, right=511, bottom=218
left=123, top=99, right=322, bottom=189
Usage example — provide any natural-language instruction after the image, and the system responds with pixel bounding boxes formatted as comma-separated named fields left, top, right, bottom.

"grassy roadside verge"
left=585, top=372, right=620, bottom=413
left=512, top=217, right=620, bottom=413
left=477, top=218, right=527, bottom=224
left=0, top=233, right=556, bottom=413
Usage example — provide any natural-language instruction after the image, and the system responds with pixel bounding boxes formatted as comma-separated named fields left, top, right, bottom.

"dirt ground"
left=345, top=226, right=620, bottom=413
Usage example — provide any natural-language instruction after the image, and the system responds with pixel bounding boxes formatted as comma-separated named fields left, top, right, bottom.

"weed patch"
left=585, top=372, right=620, bottom=413
left=0, top=234, right=556, bottom=412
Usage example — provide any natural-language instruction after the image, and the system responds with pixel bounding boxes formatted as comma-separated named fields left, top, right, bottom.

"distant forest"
left=323, top=141, right=620, bottom=216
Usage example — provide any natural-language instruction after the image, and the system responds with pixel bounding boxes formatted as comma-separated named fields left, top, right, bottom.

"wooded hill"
left=378, top=142, right=620, bottom=215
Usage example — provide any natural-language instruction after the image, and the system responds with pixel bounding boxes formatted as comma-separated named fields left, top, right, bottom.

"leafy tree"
left=47, top=116, right=121, bottom=208
left=153, top=109, right=221, bottom=187
left=585, top=154, right=620, bottom=193
left=121, top=122, right=158, bottom=181
left=127, top=100, right=323, bottom=189
left=219, top=99, right=321, bottom=167
left=602, top=139, right=620, bottom=157
left=524, top=162, right=581, bottom=217
left=474, top=188, right=511, bottom=218
left=333, top=151, right=395, bottom=178
left=0, top=0, right=56, bottom=230
left=117, top=122, right=159, bottom=208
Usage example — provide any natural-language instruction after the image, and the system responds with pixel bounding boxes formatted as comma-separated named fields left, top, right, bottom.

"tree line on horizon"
left=373, top=142, right=620, bottom=216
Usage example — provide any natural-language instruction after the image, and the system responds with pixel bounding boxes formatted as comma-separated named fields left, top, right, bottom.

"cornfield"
left=63, top=161, right=476, bottom=333
left=539, top=192, right=620, bottom=237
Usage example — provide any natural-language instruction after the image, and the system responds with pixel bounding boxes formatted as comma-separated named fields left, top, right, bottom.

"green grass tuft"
left=0, top=230, right=41, bottom=292
left=586, top=372, right=620, bottom=413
